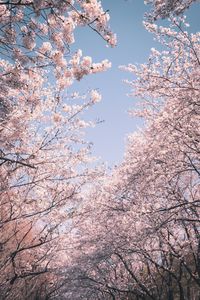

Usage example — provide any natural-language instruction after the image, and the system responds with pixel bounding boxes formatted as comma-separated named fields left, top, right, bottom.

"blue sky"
left=71, top=0, right=200, bottom=166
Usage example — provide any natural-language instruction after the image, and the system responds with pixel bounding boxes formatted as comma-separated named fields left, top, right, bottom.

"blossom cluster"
left=145, top=0, right=198, bottom=20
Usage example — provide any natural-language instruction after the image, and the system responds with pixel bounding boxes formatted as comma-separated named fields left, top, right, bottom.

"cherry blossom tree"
left=0, top=1, right=116, bottom=299
left=119, top=16, right=200, bottom=297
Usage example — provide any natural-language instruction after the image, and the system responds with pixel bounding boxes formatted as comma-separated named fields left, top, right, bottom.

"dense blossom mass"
left=0, top=0, right=200, bottom=299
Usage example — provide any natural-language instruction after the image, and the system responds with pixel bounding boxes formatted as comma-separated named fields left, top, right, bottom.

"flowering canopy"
left=0, top=0, right=200, bottom=299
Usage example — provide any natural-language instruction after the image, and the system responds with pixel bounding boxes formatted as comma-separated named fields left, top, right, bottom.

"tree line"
left=0, top=0, right=199, bottom=299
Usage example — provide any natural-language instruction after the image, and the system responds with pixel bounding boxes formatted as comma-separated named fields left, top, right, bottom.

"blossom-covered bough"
left=0, top=1, right=116, bottom=299
left=0, top=0, right=116, bottom=99
left=145, top=0, right=199, bottom=21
